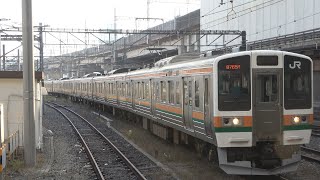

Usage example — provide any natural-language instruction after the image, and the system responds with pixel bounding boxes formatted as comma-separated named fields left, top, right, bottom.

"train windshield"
left=218, top=55, right=251, bottom=111
left=284, top=55, right=312, bottom=109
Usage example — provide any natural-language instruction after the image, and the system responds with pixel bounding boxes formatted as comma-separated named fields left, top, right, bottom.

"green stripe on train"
left=283, top=124, right=312, bottom=131
left=215, top=127, right=252, bottom=132
left=156, top=109, right=182, bottom=118
left=193, top=118, right=204, bottom=124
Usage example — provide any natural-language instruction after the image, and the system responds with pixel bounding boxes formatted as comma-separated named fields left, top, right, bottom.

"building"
left=0, top=71, right=44, bottom=150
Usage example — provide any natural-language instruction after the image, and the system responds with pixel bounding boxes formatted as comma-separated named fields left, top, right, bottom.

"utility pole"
left=2, top=45, right=5, bottom=71
left=39, top=23, right=44, bottom=72
left=18, top=49, right=20, bottom=71
left=147, top=0, right=150, bottom=28
left=22, top=0, right=36, bottom=167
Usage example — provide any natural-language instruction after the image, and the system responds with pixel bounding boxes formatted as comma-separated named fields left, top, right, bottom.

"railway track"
left=46, top=102, right=147, bottom=180
left=301, top=146, right=320, bottom=163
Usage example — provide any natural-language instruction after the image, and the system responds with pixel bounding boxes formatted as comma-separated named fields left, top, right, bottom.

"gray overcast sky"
left=0, top=0, right=199, bottom=58
left=1, top=0, right=200, bottom=29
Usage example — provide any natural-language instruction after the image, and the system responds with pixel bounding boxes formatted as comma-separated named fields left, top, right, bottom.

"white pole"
left=22, top=0, right=36, bottom=166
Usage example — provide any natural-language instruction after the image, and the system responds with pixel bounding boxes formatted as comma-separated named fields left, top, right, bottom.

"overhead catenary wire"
left=202, top=0, right=284, bottom=30
left=202, top=0, right=259, bottom=17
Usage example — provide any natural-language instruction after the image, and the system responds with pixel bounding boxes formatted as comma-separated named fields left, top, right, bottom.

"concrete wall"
left=200, top=0, right=320, bottom=51
left=0, top=79, right=43, bottom=149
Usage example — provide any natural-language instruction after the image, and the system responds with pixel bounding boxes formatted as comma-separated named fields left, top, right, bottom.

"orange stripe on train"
left=212, top=116, right=252, bottom=128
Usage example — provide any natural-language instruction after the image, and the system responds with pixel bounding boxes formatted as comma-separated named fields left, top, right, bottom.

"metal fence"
left=0, top=130, right=19, bottom=173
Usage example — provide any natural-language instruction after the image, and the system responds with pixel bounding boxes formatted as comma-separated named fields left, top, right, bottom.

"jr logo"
left=289, top=61, right=301, bottom=69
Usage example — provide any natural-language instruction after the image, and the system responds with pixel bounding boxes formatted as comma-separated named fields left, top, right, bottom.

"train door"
left=203, top=76, right=213, bottom=137
left=183, top=77, right=194, bottom=130
left=253, top=69, right=282, bottom=142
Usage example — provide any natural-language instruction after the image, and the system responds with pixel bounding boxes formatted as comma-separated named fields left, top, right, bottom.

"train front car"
left=213, top=50, right=313, bottom=175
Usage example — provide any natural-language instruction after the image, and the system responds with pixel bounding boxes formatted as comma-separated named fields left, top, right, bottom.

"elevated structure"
left=44, top=10, right=247, bottom=79
left=201, top=0, right=320, bottom=100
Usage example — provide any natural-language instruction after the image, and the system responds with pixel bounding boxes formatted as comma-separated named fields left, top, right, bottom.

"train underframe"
left=218, top=142, right=301, bottom=175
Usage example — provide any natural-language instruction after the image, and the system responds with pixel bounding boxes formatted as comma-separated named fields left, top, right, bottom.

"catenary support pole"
left=22, top=0, right=36, bottom=167
left=18, top=49, right=20, bottom=71
left=2, top=45, right=5, bottom=71
left=39, top=23, right=44, bottom=72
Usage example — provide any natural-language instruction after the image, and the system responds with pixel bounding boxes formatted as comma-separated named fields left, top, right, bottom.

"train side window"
left=142, top=82, right=145, bottom=99
left=176, top=81, right=181, bottom=105
left=111, top=83, right=114, bottom=94
left=161, top=81, right=167, bottom=102
left=136, top=82, right=140, bottom=98
left=204, top=78, right=209, bottom=105
left=156, top=82, right=160, bottom=102
left=168, top=81, right=174, bottom=104
left=195, top=80, right=200, bottom=108
left=125, top=83, right=128, bottom=97
left=122, top=83, right=125, bottom=96
left=137, top=82, right=140, bottom=98
left=145, top=81, right=149, bottom=100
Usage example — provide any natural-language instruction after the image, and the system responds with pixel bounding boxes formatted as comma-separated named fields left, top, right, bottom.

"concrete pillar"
left=173, top=129, right=180, bottom=144
left=22, top=0, right=36, bottom=167
left=112, top=107, right=116, bottom=116
left=142, top=117, right=148, bottom=130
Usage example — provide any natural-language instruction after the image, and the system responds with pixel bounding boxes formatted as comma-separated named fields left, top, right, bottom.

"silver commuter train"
left=45, top=50, right=313, bottom=175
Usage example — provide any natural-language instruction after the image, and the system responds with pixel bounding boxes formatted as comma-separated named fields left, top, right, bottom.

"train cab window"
left=218, top=55, right=251, bottom=111
left=176, top=81, right=181, bottom=105
left=161, top=81, right=167, bottom=102
left=195, top=80, right=200, bottom=108
left=168, top=81, right=174, bottom=104
left=284, top=55, right=311, bottom=109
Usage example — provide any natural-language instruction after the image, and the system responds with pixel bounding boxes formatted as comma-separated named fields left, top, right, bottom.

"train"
left=45, top=50, right=313, bottom=175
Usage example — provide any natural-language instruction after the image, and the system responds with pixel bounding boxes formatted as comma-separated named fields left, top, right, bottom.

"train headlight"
left=232, top=118, right=240, bottom=125
left=293, top=116, right=300, bottom=124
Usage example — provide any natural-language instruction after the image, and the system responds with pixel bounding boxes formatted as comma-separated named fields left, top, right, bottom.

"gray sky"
left=1, top=0, right=200, bottom=29
left=0, top=0, right=199, bottom=58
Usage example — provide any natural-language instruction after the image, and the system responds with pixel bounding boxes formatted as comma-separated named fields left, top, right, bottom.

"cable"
left=202, top=0, right=284, bottom=30
left=247, top=11, right=320, bottom=37
left=202, top=0, right=259, bottom=17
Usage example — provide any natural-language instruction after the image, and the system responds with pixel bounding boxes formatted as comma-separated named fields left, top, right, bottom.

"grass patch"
left=6, top=159, right=24, bottom=172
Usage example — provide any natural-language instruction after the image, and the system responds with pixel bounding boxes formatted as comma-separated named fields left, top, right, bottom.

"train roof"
left=47, top=50, right=312, bottom=83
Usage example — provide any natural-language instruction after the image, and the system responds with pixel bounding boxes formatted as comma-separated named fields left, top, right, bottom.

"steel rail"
left=311, top=133, right=320, bottom=137
left=301, top=146, right=320, bottom=163
left=301, top=154, right=320, bottom=163
left=301, top=146, right=320, bottom=155
left=49, top=102, right=147, bottom=180
left=46, top=103, right=105, bottom=180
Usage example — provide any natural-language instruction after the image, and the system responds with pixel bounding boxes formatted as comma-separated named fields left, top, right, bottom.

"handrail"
left=0, top=130, right=19, bottom=173
left=3, top=130, right=19, bottom=158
